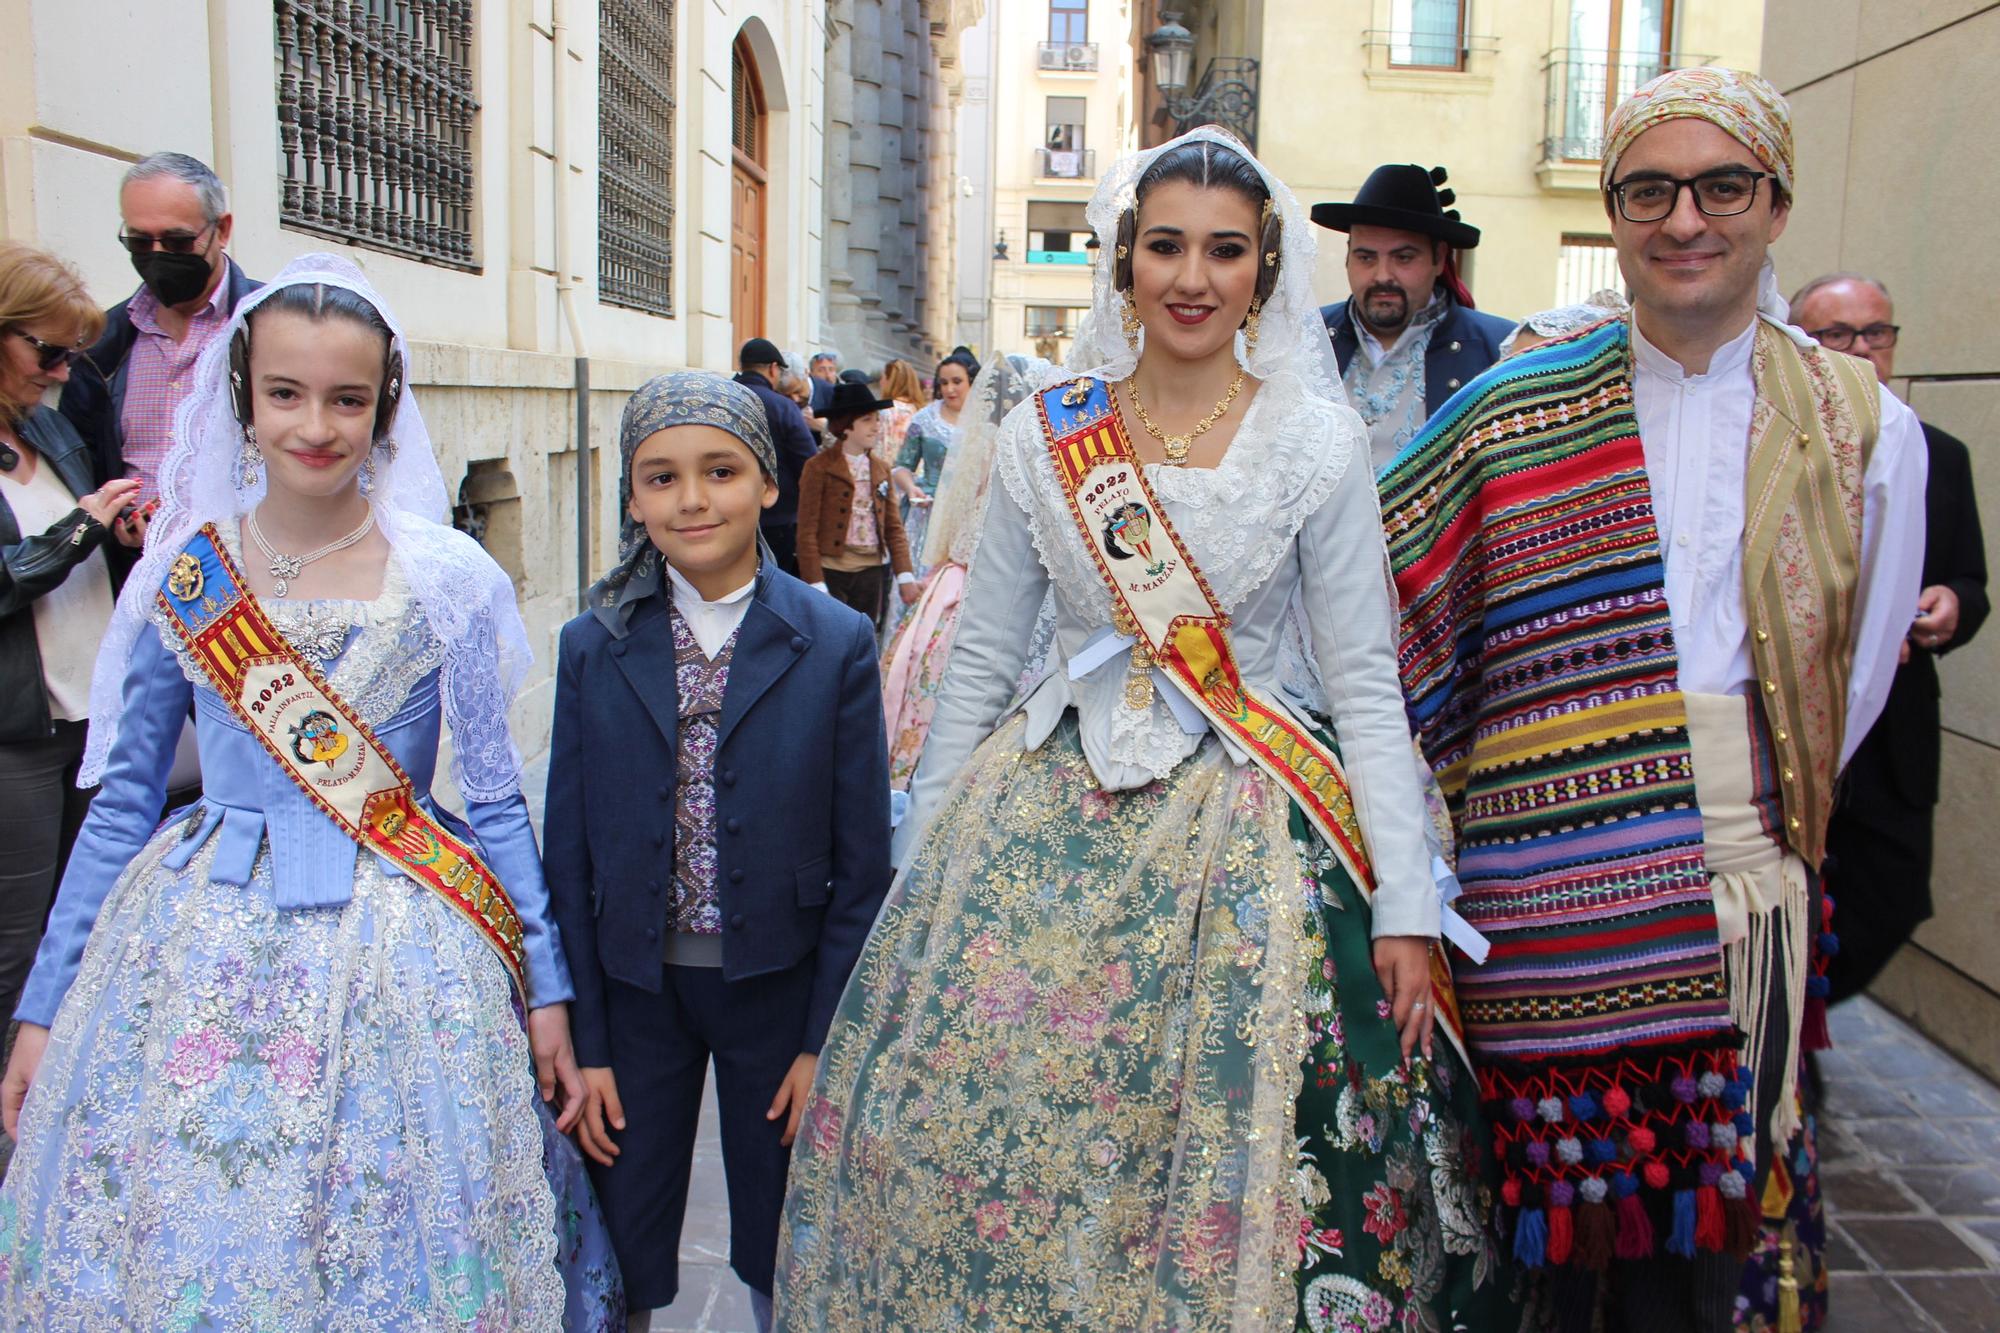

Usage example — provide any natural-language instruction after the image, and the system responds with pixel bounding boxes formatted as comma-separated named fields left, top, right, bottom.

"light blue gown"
left=0, top=536, right=622, bottom=1330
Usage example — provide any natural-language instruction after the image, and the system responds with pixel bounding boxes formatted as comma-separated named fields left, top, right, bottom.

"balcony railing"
left=1542, top=49, right=1710, bottom=162
left=1038, top=41, right=1098, bottom=72
left=1035, top=147, right=1097, bottom=179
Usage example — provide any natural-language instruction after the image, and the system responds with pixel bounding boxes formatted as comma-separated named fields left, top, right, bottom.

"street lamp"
left=1144, top=12, right=1259, bottom=148
left=1146, top=12, right=1194, bottom=95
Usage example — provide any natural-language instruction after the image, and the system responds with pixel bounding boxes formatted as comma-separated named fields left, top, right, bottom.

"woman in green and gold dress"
left=775, top=129, right=1519, bottom=1333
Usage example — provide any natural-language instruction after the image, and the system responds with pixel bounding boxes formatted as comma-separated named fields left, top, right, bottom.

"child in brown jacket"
left=796, top=381, right=919, bottom=630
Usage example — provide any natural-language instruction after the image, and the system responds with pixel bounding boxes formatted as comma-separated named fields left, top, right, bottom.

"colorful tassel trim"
left=1485, top=1045, right=1760, bottom=1268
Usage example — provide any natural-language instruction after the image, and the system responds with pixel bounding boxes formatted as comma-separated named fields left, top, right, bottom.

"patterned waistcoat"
left=669, top=603, right=737, bottom=935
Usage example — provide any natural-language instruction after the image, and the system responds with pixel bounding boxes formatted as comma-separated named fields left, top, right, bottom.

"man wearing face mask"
left=58, top=152, right=260, bottom=550
left=1312, top=164, right=1514, bottom=472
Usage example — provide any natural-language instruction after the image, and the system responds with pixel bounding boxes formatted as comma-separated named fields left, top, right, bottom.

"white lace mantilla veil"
left=1058, top=125, right=1349, bottom=404
left=81, top=254, right=535, bottom=802
left=920, top=352, right=1055, bottom=570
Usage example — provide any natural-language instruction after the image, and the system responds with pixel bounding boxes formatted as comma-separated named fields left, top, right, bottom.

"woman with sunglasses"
left=0, top=241, right=137, bottom=1039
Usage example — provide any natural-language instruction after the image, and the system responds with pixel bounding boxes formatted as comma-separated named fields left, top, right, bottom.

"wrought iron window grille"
left=1542, top=48, right=1711, bottom=162
left=276, top=0, right=479, bottom=270
left=600, top=0, right=677, bottom=317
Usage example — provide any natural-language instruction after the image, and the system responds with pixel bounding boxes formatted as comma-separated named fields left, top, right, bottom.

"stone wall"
left=1762, top=0, right=2000, bottom=1077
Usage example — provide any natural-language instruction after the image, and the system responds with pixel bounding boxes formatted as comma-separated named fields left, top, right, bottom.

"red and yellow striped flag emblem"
left=1053, top=423, right=1129, bottom=488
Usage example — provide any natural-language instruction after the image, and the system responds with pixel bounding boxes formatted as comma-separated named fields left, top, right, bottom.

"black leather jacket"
left=0, top=408, right=113, bottom=743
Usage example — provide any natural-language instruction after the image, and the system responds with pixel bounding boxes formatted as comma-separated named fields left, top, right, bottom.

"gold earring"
left=1243, top=297, right=1263, bottom=358
left=1119, top=291, right=1142, bottom=350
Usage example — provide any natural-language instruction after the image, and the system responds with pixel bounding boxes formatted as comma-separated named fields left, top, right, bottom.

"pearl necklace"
left=1123, top=369, right=1245, bottom=465
left=248, top=508, right=376, bottom=597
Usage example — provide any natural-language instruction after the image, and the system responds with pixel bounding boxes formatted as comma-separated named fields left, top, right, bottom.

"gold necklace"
left=1124, top=368, right=1245, bottom=465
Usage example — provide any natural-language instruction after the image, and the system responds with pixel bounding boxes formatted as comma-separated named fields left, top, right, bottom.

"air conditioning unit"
left=1065, top=45, right=1092, bottom=68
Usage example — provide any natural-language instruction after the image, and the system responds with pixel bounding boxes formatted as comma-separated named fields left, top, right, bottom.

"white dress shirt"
left=665, top=562, right=755, bottom=661
left=1630, top=316, right=1927, bottom=765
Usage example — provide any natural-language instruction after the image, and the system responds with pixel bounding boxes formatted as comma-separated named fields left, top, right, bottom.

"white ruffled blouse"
left=900, top=372, right=1439, bottom=939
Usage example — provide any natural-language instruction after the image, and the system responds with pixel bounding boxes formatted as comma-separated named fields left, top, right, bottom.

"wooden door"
left=730, top=36, right=768, bottom=352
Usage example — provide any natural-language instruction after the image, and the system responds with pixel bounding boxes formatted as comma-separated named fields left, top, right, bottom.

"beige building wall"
left=1762, top=0, right=2000, bottom=1078
left=1149, top=0, right=1762, bottom=323
left=990, top=0, right=1136, bottom=364
left=0, top=0, right=974, bottom=782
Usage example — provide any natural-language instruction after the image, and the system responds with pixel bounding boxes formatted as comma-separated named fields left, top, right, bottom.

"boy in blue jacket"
left=544, top=372, right=892, bottom=1332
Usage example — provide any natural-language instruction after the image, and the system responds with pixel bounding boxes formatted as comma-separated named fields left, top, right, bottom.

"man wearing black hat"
left=735, top=337, right=819, bottom=574
left=1312, top=165, right=1514, bottom=471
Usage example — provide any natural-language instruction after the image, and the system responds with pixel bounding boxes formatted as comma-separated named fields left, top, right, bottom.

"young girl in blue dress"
left=0, top=255, right=622, bottom=1329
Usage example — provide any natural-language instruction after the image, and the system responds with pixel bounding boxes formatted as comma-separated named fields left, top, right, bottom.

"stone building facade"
left=0, top=0, right=978, bottom=779
left=1762, top=0, right=2000, bottom=1079
left=819, top=0, right=984, bottom=371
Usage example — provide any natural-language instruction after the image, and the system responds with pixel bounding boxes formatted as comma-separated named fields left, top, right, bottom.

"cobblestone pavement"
left=1820, top=996, right=2000, bottom=1331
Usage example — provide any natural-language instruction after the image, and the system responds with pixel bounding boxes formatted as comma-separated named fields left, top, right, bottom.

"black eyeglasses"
left=10, top=329, right=84, bottom=372
left=1806, top=323, right=1900, bottom=351
left=116, top=222, right=215, bottom=256
left=1607, top=170, right=1779, bottom=223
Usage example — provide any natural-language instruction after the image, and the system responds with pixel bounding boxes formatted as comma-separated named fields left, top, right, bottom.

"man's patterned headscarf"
left=1601, top=67, right=1795, bottom=197
left=590, top=370, right=778, bottom=634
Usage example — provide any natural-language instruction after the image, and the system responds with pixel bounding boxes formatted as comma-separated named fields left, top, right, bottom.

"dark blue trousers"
left=589, top=958, right=813, bottom=1311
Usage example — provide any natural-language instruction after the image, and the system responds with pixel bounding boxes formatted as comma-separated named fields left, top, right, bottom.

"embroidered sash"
left=157, top=524, right=528, bottom=995
left=1035, top=376, right=1467, bottom=1059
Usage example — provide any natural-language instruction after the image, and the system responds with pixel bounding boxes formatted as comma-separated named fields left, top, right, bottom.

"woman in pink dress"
left=878, top=353, right=1049, bottom=790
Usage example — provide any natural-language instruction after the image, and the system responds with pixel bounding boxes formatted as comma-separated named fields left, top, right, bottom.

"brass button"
left=1755, top=629, right=1769, bottom=644
left=1788, top=815, right=1802, bottom=831
left=1782, top=767, right=1796, bottom=783
left=1775, top=728, right=1789, bottom=743
left=1763, top=679, right=1778, bottom=695
left=1795, top=431, right=1809, bottom=449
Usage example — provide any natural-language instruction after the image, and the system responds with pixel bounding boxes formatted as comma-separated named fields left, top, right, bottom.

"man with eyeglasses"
left=57, top=152, right=260, bottom=544
left=1378, top=69, right=1924, bottom=1333
left=1789, top=271, right=1988, bottom=1009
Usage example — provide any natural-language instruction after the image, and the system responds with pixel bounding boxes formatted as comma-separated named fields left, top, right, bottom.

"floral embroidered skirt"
left=0, top=822, right=623, bottom=1331
left=774, top=715, right=1517, bottom=1332
left=879, top=559, right=967, bottom=790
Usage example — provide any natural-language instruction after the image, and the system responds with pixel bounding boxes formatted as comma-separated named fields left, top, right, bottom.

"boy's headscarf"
left=590, top=370, right=778, bottom=635
left=1600, top=66, right=1794, bottom=197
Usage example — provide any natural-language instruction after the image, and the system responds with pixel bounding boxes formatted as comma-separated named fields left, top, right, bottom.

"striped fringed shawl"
left=1381, top=318, right=1760, bottom=1270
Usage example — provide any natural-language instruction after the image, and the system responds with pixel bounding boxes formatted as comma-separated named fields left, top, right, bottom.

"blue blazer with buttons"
left=1321, top=293, right=1517, bottom=417
left=542, top=561, right=892, bottom=1068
